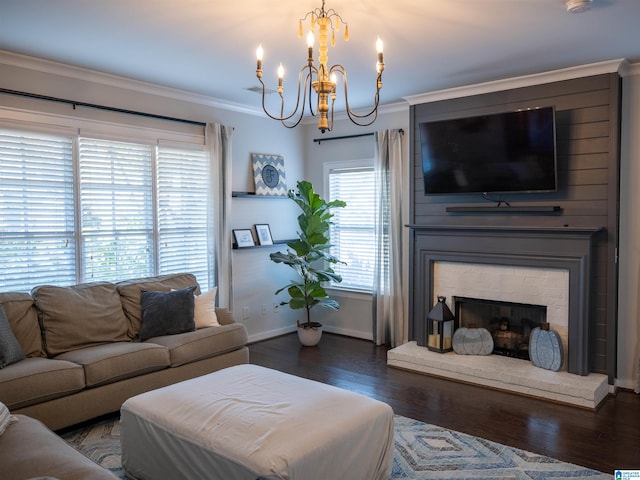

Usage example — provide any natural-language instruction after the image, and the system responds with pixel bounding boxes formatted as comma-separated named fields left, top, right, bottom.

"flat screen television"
left=419, top=106, right=557, bottom=195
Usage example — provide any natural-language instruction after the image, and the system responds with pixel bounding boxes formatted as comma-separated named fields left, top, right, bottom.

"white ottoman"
left=121, top=364, right=394, bottom=480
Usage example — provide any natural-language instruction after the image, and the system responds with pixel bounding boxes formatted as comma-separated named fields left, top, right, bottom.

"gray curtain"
left=373, top=129, right=406, bottom=347
left=206, top=123, right=233, bottom=308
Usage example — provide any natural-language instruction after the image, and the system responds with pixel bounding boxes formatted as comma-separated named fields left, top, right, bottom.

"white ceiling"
left=0, top=0, right=639, bottom=113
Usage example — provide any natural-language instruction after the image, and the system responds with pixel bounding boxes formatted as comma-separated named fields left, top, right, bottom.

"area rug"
left=61, top=414, right=613, bottom=479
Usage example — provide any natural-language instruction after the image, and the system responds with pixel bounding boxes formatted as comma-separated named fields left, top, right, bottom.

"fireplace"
left=407, top=225, right=601, bottom=375
left=388, top=225, right=609, bottom=408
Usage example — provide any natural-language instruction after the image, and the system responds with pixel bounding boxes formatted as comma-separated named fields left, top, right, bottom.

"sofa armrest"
left=214, top=308, right=236, bottom=326
left=0, top=414, right=119, bottom=479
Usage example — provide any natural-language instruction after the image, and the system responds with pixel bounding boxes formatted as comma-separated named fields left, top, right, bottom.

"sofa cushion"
left=0, top=292, right=45, bottom=358
left=32, top=282, right=130, bottom=356
left=195, top=287, right=220, bottom=328
left=55, top=342, right=170, bottom=388
left=0, top=305, right=25, bottom=368
left=0, top=357, right=85, bottom=410
left=139, top=286, right=196, bottom=341
left=0, top=414, right=119, bottom=480
left=116, top=273, right=201, bottom=339
left=143, top=323, right=248, bottom=367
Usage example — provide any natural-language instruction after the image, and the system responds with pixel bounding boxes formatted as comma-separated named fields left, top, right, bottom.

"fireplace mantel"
left=408, top=225, right=604, bottom=375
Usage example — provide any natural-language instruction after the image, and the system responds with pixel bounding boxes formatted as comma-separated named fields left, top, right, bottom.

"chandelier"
left=255, top=1, right=384, bottom=133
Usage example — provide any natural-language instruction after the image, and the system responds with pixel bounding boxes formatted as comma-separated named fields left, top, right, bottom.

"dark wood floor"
left=249, top=332, right=640, bottom=474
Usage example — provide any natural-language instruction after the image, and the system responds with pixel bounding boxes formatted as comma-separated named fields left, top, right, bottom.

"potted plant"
left=270, top=180, right=346, bottom=346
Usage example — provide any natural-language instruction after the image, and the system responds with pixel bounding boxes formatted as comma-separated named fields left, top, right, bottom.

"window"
left=326, top=162, right=375, bottom=291
left=0, top=129, right=76, bottom=290
left=0, top=126, right=213, bottom=292
left=156, top=147, right=211, bottom=284
left=79, top=137, right=155, bottom=282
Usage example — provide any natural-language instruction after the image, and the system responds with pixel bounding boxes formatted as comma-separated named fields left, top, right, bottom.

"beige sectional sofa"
left=0, top=272, right=249, bottom=431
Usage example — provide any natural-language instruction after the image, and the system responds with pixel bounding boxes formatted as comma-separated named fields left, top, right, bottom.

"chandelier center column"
left=317, top=17, right=330, bottom=79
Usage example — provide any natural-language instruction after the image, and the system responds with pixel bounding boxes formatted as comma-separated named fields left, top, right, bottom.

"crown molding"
left=403, top=59, right=629, bottom=105
left=620, top=60, right=640, bottom=77
left=0, top=50, right=264, bottom=117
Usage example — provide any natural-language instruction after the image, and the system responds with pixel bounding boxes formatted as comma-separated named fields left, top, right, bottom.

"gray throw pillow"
left=0, top=305, right=25, bottom=369
left=139, top=286, right=197, bottom=341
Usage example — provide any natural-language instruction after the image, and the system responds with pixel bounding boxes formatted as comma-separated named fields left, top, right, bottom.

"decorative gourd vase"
left=297, top=322, right=323, bottom=347
left=529, top=322, right=563, bottom=371
left=453, top=326, right=494, bottom=355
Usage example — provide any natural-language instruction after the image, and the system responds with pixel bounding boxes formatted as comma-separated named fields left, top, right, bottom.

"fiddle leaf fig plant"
left=270, top=180, right=346, bottom=328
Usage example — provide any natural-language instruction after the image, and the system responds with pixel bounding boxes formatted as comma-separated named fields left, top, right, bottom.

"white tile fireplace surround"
left=434, top=262, right=570, bottom=357
left=390, top=225, right=610, bottom=409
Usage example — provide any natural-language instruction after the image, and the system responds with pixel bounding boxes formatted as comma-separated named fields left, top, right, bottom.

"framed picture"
left=233, top=229, right=255, bottom=248
left=251, top=153, right=287, bottom=196
left=255, top=224, right=273, bottom=246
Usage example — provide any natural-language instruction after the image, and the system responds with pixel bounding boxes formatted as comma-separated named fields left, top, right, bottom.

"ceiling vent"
left=245, top=85, right=276, bottom=94
left=566, top=0, right=593, bottom=13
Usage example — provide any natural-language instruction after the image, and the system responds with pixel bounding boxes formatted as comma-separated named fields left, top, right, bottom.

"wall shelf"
left=446, top=205, right=562, bottom=214
left=232, top=191, right=289, bottom=199
left=232, top=239, right=295, bottom=250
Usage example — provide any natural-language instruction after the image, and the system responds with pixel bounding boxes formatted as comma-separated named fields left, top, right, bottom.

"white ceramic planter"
left=297, top=324, right=323, bottom=346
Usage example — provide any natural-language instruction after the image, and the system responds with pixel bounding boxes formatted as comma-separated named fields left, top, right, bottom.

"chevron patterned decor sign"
left=252, top=153, right=287, bottom=196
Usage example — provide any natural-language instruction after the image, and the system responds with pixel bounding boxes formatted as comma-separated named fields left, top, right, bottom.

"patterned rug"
left=61, top=414, right=613, bottom=479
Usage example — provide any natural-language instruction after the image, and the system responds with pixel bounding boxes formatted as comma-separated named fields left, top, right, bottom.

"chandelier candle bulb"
left=307, top=31, right=314, bottom=62
left=277, top=63, right=284, bottom=92
left=376, top=37, right=384, bottom=68
left=256, top=44, right=263, bottom=73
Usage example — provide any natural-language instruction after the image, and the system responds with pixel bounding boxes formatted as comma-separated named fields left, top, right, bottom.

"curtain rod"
left=0, top=88, right=206, bottom=127
left=313, top=128, right=403, bottom=144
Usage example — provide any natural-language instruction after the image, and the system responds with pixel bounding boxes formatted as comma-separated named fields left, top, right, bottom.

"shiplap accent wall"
left=409, top=73, right=621, bottom=377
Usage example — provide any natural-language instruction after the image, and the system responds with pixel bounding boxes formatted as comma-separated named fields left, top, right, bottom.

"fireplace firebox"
left=454, top=296, right=546, bottom=360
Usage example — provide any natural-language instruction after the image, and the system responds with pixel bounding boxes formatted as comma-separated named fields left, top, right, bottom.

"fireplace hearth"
left=387, top=341, right=608, bottom=408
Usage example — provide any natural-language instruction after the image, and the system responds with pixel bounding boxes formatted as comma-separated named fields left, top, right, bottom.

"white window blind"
left=0, top=129, right=76, bottom=291
left=1, top=120, right=214, bottom=293
left=78, top=137, right=154, bottom=282
left=328, top=167, right=375, bottom=291
left=157, top=147, right=211, bottom=289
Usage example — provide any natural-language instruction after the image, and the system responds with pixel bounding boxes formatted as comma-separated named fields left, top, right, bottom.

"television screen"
left=419, top=107, right=557, bottom=195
